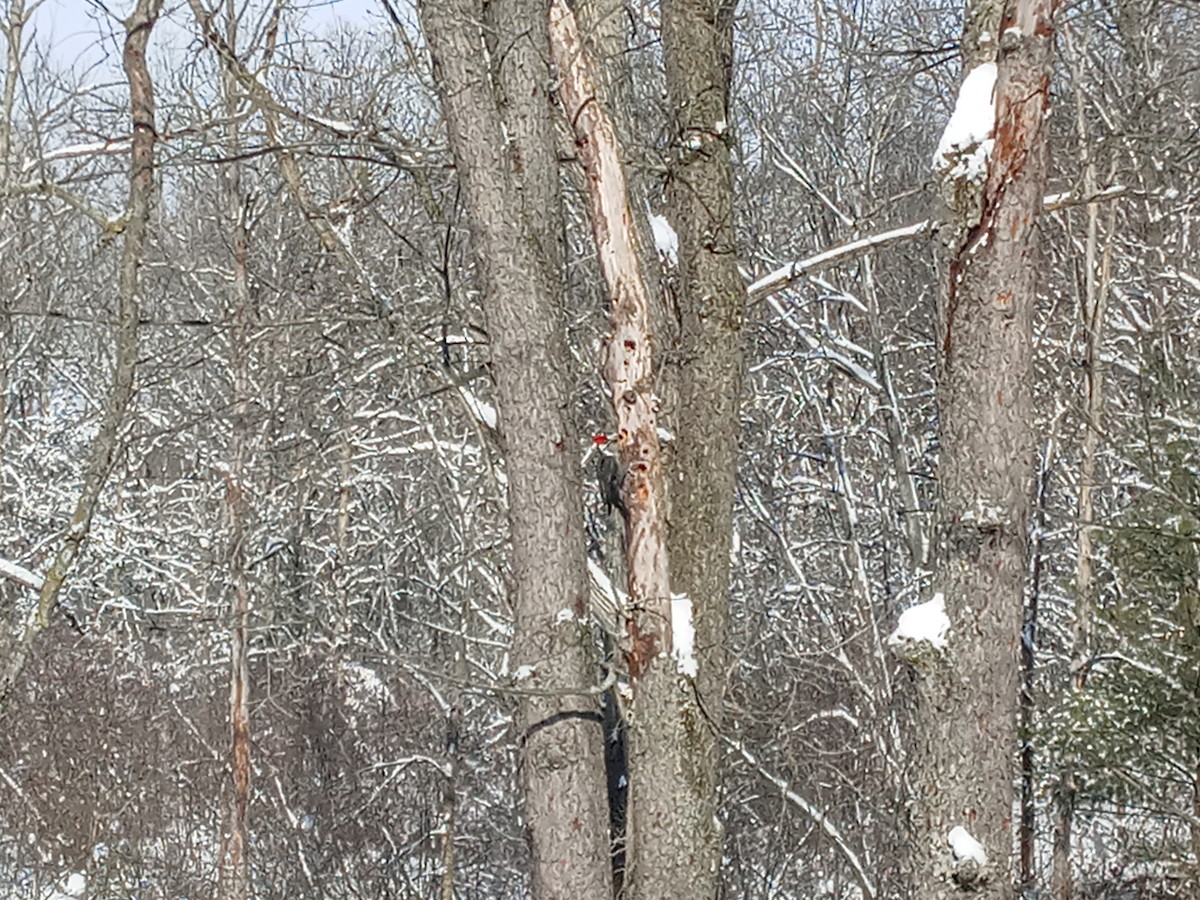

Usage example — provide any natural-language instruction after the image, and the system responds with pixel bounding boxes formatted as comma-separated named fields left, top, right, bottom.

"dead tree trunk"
left=549, top=6, right=717, bottom=899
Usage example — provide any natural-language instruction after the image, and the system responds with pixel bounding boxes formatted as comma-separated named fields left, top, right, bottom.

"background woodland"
left=0, top=0, right=1198, bottom=897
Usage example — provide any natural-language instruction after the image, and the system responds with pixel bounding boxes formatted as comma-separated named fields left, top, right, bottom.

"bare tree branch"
left=0, top=0, right=163, bottom=700
left=748, top=184, right=1131, bottom=302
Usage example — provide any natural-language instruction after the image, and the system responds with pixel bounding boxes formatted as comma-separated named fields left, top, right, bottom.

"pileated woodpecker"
left=593, top=434, right=629, bottom=523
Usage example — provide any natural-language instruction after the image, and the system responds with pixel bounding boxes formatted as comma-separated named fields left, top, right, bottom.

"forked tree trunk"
left=561, top=1, right=746, bottom=893
left=420, top=2, right=614, bottom=897
left=900, top=0, right=1059, bottom=896
left=549, top=5, right=730, bottom=898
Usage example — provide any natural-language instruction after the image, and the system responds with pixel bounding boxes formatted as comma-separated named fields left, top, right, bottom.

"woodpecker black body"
left=597, top=451, right=629, bottom=523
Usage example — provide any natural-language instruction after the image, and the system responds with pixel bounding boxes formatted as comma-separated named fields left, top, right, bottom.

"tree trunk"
left=1051, top=25, right=1113, bottom=898
left=901, top=0, right=1059, bottom=896
left=1020, top=444, right=1053, bottom=888
left=419, top=2, right=614, bottom=897
left=217, top=3, right=252, bottom=896
left=549, top=5, right=734, bottom=897
left=0, top=0, right=162, bottom=700
left=654, top=1, right=746, bottom=894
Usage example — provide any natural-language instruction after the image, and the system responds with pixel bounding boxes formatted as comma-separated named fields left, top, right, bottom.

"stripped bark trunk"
left=0, top=0, right=162, bottom=700
left=420, top=1, right=613, bottom=896
left=217, top=3, right=252, bottom=896
left=900, top=0, right=1058, bottom=895
left=549, top=7, right=714, bottom=899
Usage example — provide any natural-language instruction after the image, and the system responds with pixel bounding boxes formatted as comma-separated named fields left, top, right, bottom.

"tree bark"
left=1020, top=444, right=1053, bottom=888
left=419, top=2, right=614, bottom=897
left=901, top=0, right=1058, bottom=896
left=549, top=5, right=721, bottom=898
left=657, top=2, right=745, bottom=894
left=661, top=0, right=743, bottom=711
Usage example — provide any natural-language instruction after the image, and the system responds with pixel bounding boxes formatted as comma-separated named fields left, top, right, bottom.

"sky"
left=31, top=0, right=380, bottom=77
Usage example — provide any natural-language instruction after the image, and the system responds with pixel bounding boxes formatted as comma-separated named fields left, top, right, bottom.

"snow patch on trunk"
left=948, top=825, right=988, bottom=866
left=932, top=62, right=997, bottom=180
left=670, top=593, right=698, bottom=677
left=888, top=593, right=950, bottom=650
left=648, top=212, right=679, bottom=267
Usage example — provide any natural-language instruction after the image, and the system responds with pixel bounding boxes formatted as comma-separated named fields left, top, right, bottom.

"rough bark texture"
left=549, top=3, right=729, bottom=897
left=485, top=0, right=563, bottom=283
left=420, top=2, right=614, bottom=897
left=904, top=0, right=1058, bottom=896
left=1020, top=447, right=1052, bottom=888
left=550, top=4, right=729, bottom=897
left=655, top=2, right=746, bottom=895
left=662, top=0, right=743, bottom=725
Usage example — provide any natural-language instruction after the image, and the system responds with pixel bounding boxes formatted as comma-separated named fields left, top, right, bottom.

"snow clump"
left=888, top=593, right=950, bottom=651
left=948, top=825, right=988, bottom=866
left=932, top=62, right=997, bottom=181
left=670, top=594, right=698, bottom=678
left=648, top=212, right=679, bottom=267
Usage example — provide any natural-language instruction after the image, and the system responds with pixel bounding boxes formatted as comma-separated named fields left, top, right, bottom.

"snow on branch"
left=587, top=558, right=625, bottom=636
left=747, top=185, right=1132, bottom=303
left=0, top=558, right=44, bottom=591
left=766, top=293, right=883, bottom=393
left=948, top=825, right=988, bottom=866
left=23, top=138, right=132, bottom=172
left=931, top=62, right=997, bottom=180
left=3, top=180, right=124, bottom=232
left=947, top=825, right=989, bottom=885
left=888, top=593, right=950, bottom=653
left=748, top=221, right=931, bottom=302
